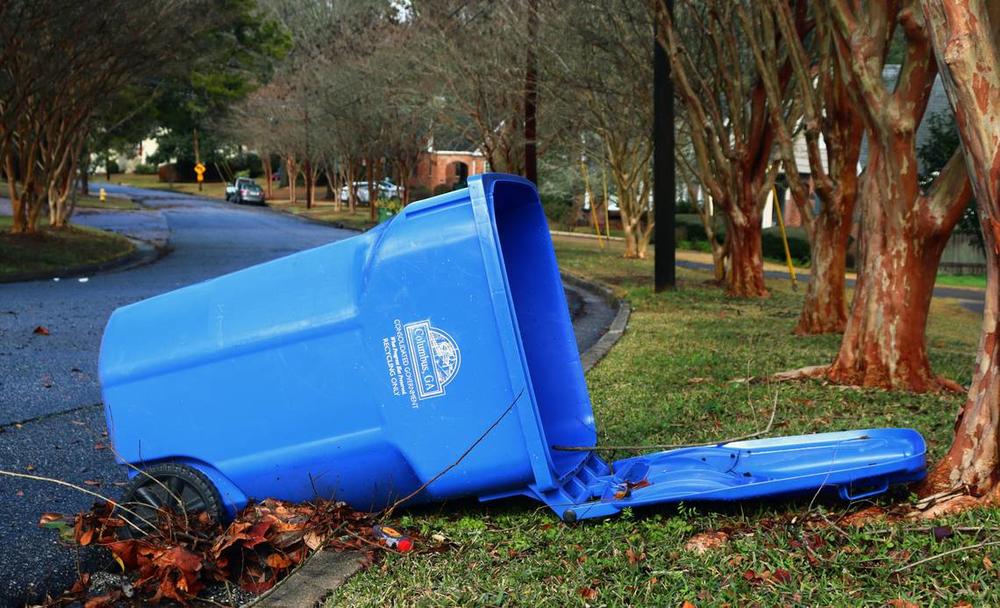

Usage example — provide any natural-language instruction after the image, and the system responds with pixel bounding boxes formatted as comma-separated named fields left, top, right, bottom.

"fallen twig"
left=0, top=469, right=155, bottom=534
left=893, top=539, right=1000, bottom=574
left=381, top=388, right=524, bottom=518
left=770, top=364, right=829, bottom=383
left=913, top=488, right=964, bottom=510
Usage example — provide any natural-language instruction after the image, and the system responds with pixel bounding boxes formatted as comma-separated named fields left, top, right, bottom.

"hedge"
left=673, top=213, right=813, bottom=266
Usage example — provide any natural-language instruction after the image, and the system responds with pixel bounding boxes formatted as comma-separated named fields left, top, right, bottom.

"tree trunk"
left=367, top=160, right=376, bottom=224
left=286, top=157, right=298, bottom=203
left=9, top=196, right=28, bottom=234
left=920, top=0, right=1000, bottom=498
left=796, top=208, right=851, bottom=334
left=79, top=147, right=90, bottom=196
left=304, top=160, right=314, bottom=210
left=826, top=148, right=950, bottom=391
left=523, top=0, right=538, bottom=184
left=711, top=242, right=727, bottom=282
left=263, top=153, right=273, bottom=200
left=621, top=210, right=640, bottom=258
left=726, top=202, right=767, bottom=297
left=347, top=160, right=357, bottom=213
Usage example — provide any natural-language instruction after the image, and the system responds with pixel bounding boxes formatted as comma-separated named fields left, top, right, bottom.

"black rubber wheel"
left=118, top=463, right=224, bottom=536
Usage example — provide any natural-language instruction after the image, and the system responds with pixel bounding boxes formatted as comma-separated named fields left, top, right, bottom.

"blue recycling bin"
left=100, top=173, right=926, bottom=522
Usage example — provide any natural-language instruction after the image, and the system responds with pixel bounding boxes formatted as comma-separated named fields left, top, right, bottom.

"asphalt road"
left=0, top=187, right=359, bottom=605
left=0, top=186, right=616, bottom=606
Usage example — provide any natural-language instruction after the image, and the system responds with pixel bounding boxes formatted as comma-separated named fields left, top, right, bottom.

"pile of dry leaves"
left=36, top=497, right=401, bottom=606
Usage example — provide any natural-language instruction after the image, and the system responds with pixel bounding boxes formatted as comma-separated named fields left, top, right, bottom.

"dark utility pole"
left=523, top=0, right=539, bottom=184
left=653, top=5, right=676, bottom=291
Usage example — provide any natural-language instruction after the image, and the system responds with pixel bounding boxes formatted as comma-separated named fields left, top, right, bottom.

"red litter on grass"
left=373, top=525, right=413, bottom=552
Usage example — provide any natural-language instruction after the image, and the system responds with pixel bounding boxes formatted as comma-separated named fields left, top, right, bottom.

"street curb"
left=263, top=203, right=374, bottom=233
left=561, top=272, right=631, bottom=373
left=0, top=236, right=169, bottom=284
left=250, top=551, right=367, bottom=608
left=249, top=275, right=630, bottom=608
left=551, top=229, right=625, bottom=243
left=0, top=236, right=135, bottom=284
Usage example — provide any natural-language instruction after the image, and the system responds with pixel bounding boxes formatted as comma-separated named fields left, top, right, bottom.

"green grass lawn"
left=328, top=237, right=996, bottom=607
left=266, top=200, right=378, bottom=232
left=0, top=216, right=134, bottom=280
left=934, top=273, right=987, bottom=290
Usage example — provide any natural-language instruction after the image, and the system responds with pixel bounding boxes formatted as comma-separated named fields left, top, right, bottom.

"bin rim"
left=464, top=173, right=580, bottom=492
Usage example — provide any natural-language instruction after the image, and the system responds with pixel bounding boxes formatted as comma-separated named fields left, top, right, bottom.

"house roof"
left=427, top=120, right=482, bottom=154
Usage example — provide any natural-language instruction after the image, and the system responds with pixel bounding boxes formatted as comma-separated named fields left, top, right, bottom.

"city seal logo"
left=404, top=320, right=461, bottom=399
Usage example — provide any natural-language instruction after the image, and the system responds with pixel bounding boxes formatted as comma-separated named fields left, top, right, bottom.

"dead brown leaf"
left=33, top=325, right=50, bottom=335
left=684, top=530, right=729, bottom=554
left=265, top=552, right=293, bottom=570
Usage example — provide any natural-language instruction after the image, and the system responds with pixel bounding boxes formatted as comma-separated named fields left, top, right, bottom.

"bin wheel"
left=117, top=463, right=224, bottom=536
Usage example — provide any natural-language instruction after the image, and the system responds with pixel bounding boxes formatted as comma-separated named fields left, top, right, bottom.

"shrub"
left=671, top=212, right=813, bottom=265
left=408, top=185, right=432, bottom=203
left=540, top=194, right=578, bottom=230
left=762, top=225, right=811, bottom=265
left=133, top=163, right=158, bottom=175
left=226, top=153, right=263, bottom=178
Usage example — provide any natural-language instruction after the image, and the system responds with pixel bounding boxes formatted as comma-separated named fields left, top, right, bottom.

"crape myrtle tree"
left=0, top=0, right=285, bottom=234
left=0, top=1, right=190, bottom=232
left=819, top=0, right=972, bottom=392
left=655, top=0, right=787, bottom=297
left=546, top=0, right=655, bottom=258
left=249, top=0, right=426, bottom=212
left=920, top=0, right=1000, bottom=504
left=741, top=0, right=866, bottom=334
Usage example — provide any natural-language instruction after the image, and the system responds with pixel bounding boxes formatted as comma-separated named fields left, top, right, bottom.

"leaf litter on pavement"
left=33, top=497, right=433, bottom=607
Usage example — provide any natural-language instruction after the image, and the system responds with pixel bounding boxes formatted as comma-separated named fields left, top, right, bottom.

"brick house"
left=410, top=137, right=488, bottom=193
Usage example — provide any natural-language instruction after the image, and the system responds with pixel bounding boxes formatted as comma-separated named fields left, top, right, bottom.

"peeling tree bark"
left=726, top=201, right=767, bottom=297
left=797, top=203, right=855, bottom=334
left=921, top=0, right=1000, bottom=497
left=824, top=0, right=972, bottom=391
left=828, top=148, right=963, bottom=390
left=741, top=0, right=864, bottom=333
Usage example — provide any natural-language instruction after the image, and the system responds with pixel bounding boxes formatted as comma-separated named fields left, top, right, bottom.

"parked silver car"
left=227, top=178, right=265, bottom=205
left=339, top=179, right=402, bottom=204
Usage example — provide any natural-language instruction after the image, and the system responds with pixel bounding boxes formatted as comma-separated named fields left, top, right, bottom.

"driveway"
left=0, top=185, right=616, bottom=605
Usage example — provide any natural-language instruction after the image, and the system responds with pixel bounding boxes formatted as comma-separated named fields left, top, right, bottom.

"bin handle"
left=838, top=478, right=889, bottom=501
